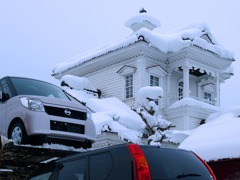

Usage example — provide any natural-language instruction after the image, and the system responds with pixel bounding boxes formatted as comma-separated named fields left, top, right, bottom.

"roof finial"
left=139, top=8, right=147, bottom=13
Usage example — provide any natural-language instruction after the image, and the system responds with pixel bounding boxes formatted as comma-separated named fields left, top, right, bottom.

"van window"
left=0, top=79, right=13, bottom=98
left=10, top=77, right=69, bottom=100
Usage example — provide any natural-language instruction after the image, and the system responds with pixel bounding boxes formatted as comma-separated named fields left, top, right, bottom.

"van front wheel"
left=9, top=122, right=29, bottom=145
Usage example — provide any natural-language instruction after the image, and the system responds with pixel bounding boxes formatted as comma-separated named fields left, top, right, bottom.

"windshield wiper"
left=176, top=173, right=201, bottom=179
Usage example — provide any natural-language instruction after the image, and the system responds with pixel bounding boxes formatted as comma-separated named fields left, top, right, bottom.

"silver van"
left=0, top=76, right=96, bottom=148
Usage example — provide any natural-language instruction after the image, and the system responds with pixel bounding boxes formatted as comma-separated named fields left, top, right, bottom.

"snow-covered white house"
left=52, top=9, right=234, bottom=131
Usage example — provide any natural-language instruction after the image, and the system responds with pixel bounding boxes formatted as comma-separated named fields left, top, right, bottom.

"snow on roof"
left=125, top=11, right=161, bottom=31
left=52, top=34, right=138, bottom=75
left=168, top=97, right=220, bottom=111
left=52, top=14, right=234, bottom=75
left=179, top=106, right=240, bottom=162
left=221, top=64, right=234, bottom=75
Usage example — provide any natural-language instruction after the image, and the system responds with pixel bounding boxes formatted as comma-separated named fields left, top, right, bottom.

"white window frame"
left=201, top=81, right=214, bottom=103
left=203, top=91, right=212, bottom=102
left=150, top=75, right=159, bottom=87
left=178, top=78, right=184, bottom=100
left=125, top=74, right=133, bottom=99
left=149, top=75, right=160, bottom=105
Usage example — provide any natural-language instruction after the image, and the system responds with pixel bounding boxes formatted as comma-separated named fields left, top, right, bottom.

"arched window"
left=202, top=82, right=214, bottom=103
left=178, top=78, right=183, bottom=100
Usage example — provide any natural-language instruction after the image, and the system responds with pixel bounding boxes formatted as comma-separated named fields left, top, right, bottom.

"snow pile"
left=88, top=97, right=145, bottom=131
left=61, top=75, right=96, bottom=91
left=60, top=76, right=176, bottom=145
left=137, top=86, right=163, bottom=106
left=179, top=106, right=240, bottom=161
left=20, top=143, right=88, bottom=152
left=52, top=14, right=234, bottom=75
left=60, top=75, right=97, bottom=103
left=61, top=75, right=145, bottom=144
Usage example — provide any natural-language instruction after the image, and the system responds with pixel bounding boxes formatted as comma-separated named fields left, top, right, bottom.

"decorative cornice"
left=58, top=42, right=168, bottom=77
left=168, top=46, right=231, bottom=71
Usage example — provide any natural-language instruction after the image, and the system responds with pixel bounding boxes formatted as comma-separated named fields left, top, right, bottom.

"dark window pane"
left=0, top=79, right=13, bottom=98
left=58, top=157, right=87, bottom=180
left=90, top=152, right=113, bottom=180
left=150, top=75, right=159, bottom=86
left=204, top=92, right=212, bottom=101
left=178, top=80, right=183, bottom=100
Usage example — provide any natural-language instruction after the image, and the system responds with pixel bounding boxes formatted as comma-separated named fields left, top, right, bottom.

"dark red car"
left=208, top=158, right=240, bottom=179
left=28, top=143, right=216, bottom=180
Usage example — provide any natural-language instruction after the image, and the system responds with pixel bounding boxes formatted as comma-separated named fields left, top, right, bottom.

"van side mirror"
left=0, top=91, right=9, bottom=102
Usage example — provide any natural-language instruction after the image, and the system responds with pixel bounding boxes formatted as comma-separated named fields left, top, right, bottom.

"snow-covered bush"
left=134, top=86, right=175, bottom=145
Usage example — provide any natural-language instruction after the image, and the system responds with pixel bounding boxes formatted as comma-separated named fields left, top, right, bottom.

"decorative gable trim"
left=200, top=34, right=214, bottom=44
left=146, top=65, right=167, bottom=76
left=117, top=65, right=137, bottom=76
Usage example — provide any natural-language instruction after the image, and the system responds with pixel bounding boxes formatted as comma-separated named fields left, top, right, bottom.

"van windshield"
left=10, top=77, right=69, bottom=100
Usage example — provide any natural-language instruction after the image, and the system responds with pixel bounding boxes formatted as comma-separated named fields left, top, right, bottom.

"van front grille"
left=44, top=106, right=87, bottom=120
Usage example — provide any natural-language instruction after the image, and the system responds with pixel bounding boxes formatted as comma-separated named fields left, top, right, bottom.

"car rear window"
left=90, top=152, right=113, bottom=179
left=141, top=147, right=213, bottom=179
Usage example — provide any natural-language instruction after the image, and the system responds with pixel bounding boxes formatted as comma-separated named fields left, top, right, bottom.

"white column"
left=166, top=72, right=171, bottom=106
left=136, top=58, right=146, bottom=90
left=215, top=72, right=220, bottom=106
left=184, top=115, right=190, bottom=130
left=136, top=58, right=147, bottom=106
left=183, top=61, right=190, bottom=98
left=197, top=82, right=202, bottom=99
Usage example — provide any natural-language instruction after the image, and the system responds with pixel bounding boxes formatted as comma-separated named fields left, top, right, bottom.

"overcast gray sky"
left=1, top=0, right=239, bottom=108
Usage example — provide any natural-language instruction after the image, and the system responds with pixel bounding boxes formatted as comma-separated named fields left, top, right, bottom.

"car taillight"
left=127, top=144, right=151, bottom=180
left=193, top=152, right=217, bottom=180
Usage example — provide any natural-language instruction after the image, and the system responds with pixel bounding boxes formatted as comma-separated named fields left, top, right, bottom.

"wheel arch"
left=8, top=118, right=25, bottom=138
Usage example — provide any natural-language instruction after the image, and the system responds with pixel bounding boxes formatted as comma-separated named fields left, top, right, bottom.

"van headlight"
left=20, top=97, right=45, bottom=111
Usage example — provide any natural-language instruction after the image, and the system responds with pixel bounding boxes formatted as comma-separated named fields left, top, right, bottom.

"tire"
left=9, top=122, right=29, bottom=145
left=82, top=141, right=92, bottom=149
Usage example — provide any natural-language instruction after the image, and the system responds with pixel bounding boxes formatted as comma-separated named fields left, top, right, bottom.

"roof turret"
left=125, top=8, right=161, bottom=32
